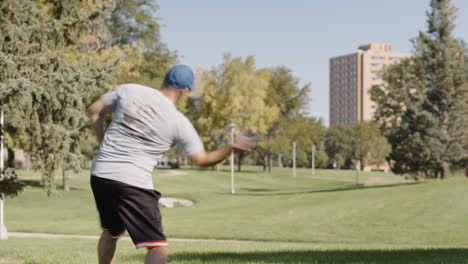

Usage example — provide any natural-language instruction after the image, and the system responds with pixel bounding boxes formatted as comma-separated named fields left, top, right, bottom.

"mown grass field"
left=2, top=237, right=468, bottom=264
left=1, top=166, right=468, bottom=263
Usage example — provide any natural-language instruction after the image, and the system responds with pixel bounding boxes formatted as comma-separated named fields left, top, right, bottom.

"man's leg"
left=145, top=247, right=167, bottom=264
left=98, top=231, right=118, bottom=264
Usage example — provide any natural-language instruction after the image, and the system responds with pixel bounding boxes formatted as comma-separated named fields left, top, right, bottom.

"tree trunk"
left=6, top=147, right=15, bottom=168
left=237, top=152, right=243, bottom=172
left=212, top=163, right=221, bottom=172
left=441, top=162, right=450, bottom=180
left=177, top=153, right=183, bottom=168
left=62, top=168, right=70, bottom=192
left=278, top=154, right=283, bottom=168
left=267, top=154, right=272, bottom=173
left=417, top=170, right=427, bottom=180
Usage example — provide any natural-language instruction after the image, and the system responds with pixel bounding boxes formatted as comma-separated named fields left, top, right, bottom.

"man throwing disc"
left=87, top=64, right=253, bottom=264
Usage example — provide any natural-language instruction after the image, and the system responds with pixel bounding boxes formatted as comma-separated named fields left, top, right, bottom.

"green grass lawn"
left=2, top=237, right=468, bottom=264
left=1, top=166, right=468, bottom=263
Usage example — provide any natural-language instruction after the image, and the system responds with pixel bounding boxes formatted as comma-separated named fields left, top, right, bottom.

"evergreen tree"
left=0, top=0, right=114, bottom=195
left=371, top=0, right=467, bottom=178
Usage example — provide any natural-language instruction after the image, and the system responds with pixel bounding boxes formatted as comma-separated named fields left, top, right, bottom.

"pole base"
left=0, top=224, right=7, bottom=240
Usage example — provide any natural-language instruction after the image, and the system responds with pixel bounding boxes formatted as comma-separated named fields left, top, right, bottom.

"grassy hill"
left=1, top=166, right=468, bottom=263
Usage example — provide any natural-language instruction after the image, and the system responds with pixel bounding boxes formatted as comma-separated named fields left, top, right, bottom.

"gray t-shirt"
left=91, top=84, right=203, bottom=189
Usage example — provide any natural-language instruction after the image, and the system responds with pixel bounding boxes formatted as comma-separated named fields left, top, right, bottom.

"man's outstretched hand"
left=231, top=132, right=256, bottom=151
left=189, top=131, right=255, bottom=167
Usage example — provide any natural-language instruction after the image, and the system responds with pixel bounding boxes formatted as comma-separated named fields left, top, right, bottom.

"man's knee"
left=145, top=247, right=167, bottom=264
left=101, top=230, right=124, bottom=240
left=147, top=247, right=168, bottom=259
left=147, top=247, right=167, bottom=254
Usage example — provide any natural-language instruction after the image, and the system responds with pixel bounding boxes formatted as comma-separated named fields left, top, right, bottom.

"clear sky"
left=157, top=0, right=468, bottom=126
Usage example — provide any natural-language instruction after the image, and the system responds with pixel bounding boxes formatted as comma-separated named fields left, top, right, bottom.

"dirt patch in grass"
left=159, top=197, right=194, bottom=208
left=0, top=257, right=23, bottom=264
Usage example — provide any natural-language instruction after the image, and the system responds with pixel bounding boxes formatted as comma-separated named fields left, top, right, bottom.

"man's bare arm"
left=87, top=98, right=114, bottom=142
left=189, top=133, right=254, bottom=167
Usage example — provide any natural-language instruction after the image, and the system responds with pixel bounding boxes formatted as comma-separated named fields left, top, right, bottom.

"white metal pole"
left=230, top=124, right=235, bottom=194
left=355, top=136, right=360, bottom=186
left=312, top=145, right=316, bottom=176
left=0, top=111, right=8, bottom=240
left=292, top=141, right=296, bottom=177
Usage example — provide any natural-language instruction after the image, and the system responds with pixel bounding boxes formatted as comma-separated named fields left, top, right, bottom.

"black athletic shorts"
left=90, top=175, right=168, bottom=248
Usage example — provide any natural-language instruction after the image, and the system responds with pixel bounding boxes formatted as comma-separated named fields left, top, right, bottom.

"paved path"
left=7, top=232, right=255, bottom=244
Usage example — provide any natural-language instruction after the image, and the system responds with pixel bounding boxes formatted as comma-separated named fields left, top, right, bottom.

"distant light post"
left=355, top=136, right=360, bottom=186
left=312, top=145, right=316, bottom=176
left=292, top=141, right=296, bottom=177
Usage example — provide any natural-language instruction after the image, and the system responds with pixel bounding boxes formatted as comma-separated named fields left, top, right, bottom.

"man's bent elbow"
left=190, top=158, right=207, bottom=167
left=189, top=152, right=210, bottom=167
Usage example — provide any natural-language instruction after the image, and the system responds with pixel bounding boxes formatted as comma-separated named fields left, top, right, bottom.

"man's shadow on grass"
left=122, top=248, right=468, bottom=263
left=19, top=179, right=83, bottom=191
left=223, top=182, right=424, bottom=196
left=19, top=179, right=43, bottom=188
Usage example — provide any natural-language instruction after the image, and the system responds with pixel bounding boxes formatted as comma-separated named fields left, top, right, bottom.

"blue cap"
left=164, top=64, right=195, bottom=89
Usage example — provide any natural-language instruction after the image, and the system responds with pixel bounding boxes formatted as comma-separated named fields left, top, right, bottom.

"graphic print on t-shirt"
left=118, top=100, right=158, bottom=139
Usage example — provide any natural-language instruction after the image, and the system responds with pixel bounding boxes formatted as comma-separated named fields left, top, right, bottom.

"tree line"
left=172, top=0, right=467, bottom=178
left=172, top=55, right=391, bottom=173
left=1, top=0, right=466, bottom=197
